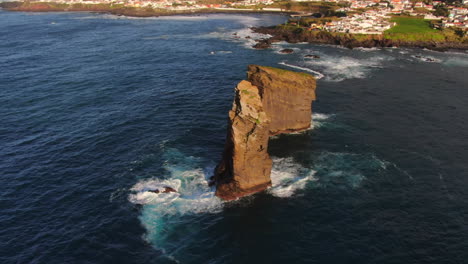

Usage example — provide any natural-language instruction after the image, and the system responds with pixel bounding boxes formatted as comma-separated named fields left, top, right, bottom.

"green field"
left=386, top=16, right=435, bottom=34
left=384, top=16, right=445, bottom=41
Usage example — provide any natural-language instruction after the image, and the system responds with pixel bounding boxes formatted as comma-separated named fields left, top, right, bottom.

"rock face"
left=214, top=65, right=316, bottom=200
left=251, top=26, right=468, bottom=52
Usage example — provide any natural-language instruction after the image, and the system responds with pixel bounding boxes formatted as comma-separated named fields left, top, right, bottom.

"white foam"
left=129, top=178, right=182, bottom=205
left=129, top=148, right=321, bottom=254
left=129, top=167, right=223, bottom=214
left=233, top=27, right=271, bottom=49
left=278, top=62, right=324, bottom=80
left=354, top=47, right=380, bottom=52
left=203, top=24, right=271, bottom=49
left=271, top=41, right=290, bottom=46
left=269, top=157, right=316, bottom=198
left=312, top=113, right=332, bottom=120
left=273, top=47, right=302, bottom=55
left=411, top=55, right=441, bottom=63
left=443, top=57, right=468, bottom=67
left=303, top=55, right=390, bottom=82
left=209, top=50, right=233, bottom=55
left=311, top=112, right=333, bottom=129
left=270, top=113, right=333, bottom=136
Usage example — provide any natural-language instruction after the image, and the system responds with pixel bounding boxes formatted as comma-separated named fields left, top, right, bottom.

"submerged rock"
left=214, top=65, right=316, bottom=200
left=148, top=186, right=177, bottom=194
left=305, top=54, right=320, bottom=59
left=279, top=48, right=294, bottom=54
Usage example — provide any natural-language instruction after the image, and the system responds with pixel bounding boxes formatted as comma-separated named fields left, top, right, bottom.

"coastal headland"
left=252, top=19, right=468, bottom=51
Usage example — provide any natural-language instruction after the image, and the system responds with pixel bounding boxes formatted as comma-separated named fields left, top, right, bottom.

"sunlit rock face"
left=214, top=65, right=316, bottom=200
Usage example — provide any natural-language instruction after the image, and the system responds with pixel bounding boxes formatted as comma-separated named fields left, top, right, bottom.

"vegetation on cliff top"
left=272, top=15, right=467, bottom=47
left=384, top=16, right=445, bottom=41
left=262, top=65, right=314, bottom=78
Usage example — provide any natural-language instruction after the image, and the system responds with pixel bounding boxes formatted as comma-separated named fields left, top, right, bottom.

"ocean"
left=1, top=10, right=468, bottom=264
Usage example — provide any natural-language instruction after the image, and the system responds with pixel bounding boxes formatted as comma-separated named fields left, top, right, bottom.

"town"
left=10, top=0, right=468, bottom=31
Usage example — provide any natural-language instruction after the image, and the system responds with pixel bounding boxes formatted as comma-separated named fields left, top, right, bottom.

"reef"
left=214, top=65, right=316, bottom=200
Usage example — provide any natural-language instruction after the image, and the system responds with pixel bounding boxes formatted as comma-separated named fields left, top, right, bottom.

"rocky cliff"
left=252, top=26, right=468, bottom=52
left=214, top=65, right=316, bottom=200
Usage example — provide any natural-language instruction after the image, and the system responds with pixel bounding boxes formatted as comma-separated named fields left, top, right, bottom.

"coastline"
left=252, top=26, right=468, bottom=52
left=2, top=2, right=467, bottom=52
left=0, top=2, right=295, bottom=18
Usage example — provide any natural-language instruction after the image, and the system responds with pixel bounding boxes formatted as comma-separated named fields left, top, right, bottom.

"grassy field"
left=384, top=16, right=445, bottom=41
left=386, top=16, right=435, bottom=34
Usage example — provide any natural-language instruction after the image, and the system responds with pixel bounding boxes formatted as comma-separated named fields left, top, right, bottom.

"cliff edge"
left=214, top=65, right=316, bottom=200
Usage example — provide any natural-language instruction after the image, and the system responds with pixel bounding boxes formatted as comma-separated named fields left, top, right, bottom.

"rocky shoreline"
left=0, top=2, right=294, bottom=18
left=252, top=26, right=468, bottom=52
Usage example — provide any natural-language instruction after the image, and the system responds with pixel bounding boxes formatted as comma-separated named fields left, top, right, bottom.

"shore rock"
left=251, top=26, right=468, bottom=51
left=279, top=48, right=294, bottom=54
left=214, top=65, right=316, bottom=200
left=252, top=39, right=272, bottom=49
left=148, top=186, right=177, bottom=194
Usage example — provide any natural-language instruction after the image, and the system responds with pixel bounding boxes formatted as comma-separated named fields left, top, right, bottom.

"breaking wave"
left=128, top=148, right=317, bottom=256
left=311, top=112, right=334, bottom=129
left=411, top=55, right=441, bottom=63
left=204, top=26, right=271, bottom=49
left=354, top=47, right=381, bottom=52
left=128, top=147, right=388, bottom=259
left=270, top=113, right=334, bottom=137
left=129, top=149, right=321, bottom=209
left=269, top=157, right=316, bottom=198
left=278, top=62, right=324, bottom=79
left=128, top=149, right=222, bottom=213
left=303, top=55, right=389, bottom=82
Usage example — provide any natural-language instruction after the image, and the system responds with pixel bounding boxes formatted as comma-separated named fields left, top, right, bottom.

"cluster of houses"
left=32, top=0, right=274, bottom=10
left=312, top=0, right=468, bottom=30
left=319, top=9, right=395, bottom=34
left=443, top=7, right=468, bottom=28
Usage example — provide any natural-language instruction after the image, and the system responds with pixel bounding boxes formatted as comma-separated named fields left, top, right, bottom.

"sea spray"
left=278, top=62, right=325, bottom=80
left=129, top=148, right=318, bottom=256
left=269, top=157, right=316, bottom=198
left=303, top=54, right=392, bottom=82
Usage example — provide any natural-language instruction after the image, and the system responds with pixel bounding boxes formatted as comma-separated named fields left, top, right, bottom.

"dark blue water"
left=1, top=10, right=468, bottom=264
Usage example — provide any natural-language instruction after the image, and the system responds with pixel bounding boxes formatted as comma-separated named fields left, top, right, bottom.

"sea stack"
left=214, top=65, right=317, bottom=200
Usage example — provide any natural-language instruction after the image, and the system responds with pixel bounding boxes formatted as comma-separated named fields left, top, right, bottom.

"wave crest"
left=269, top=157, right=316, bottom=198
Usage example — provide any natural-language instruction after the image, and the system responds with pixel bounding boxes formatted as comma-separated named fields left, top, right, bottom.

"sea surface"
left=1, top=10, right=468, bottom=264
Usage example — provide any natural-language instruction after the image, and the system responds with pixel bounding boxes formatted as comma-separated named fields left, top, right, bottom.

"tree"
left=433, top=4, right=449, bottom=17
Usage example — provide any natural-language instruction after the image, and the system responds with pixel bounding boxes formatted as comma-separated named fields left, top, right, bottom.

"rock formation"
left=251, top=26, right=468, bottom=52
left=214, top=65, right=316, bottom=200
